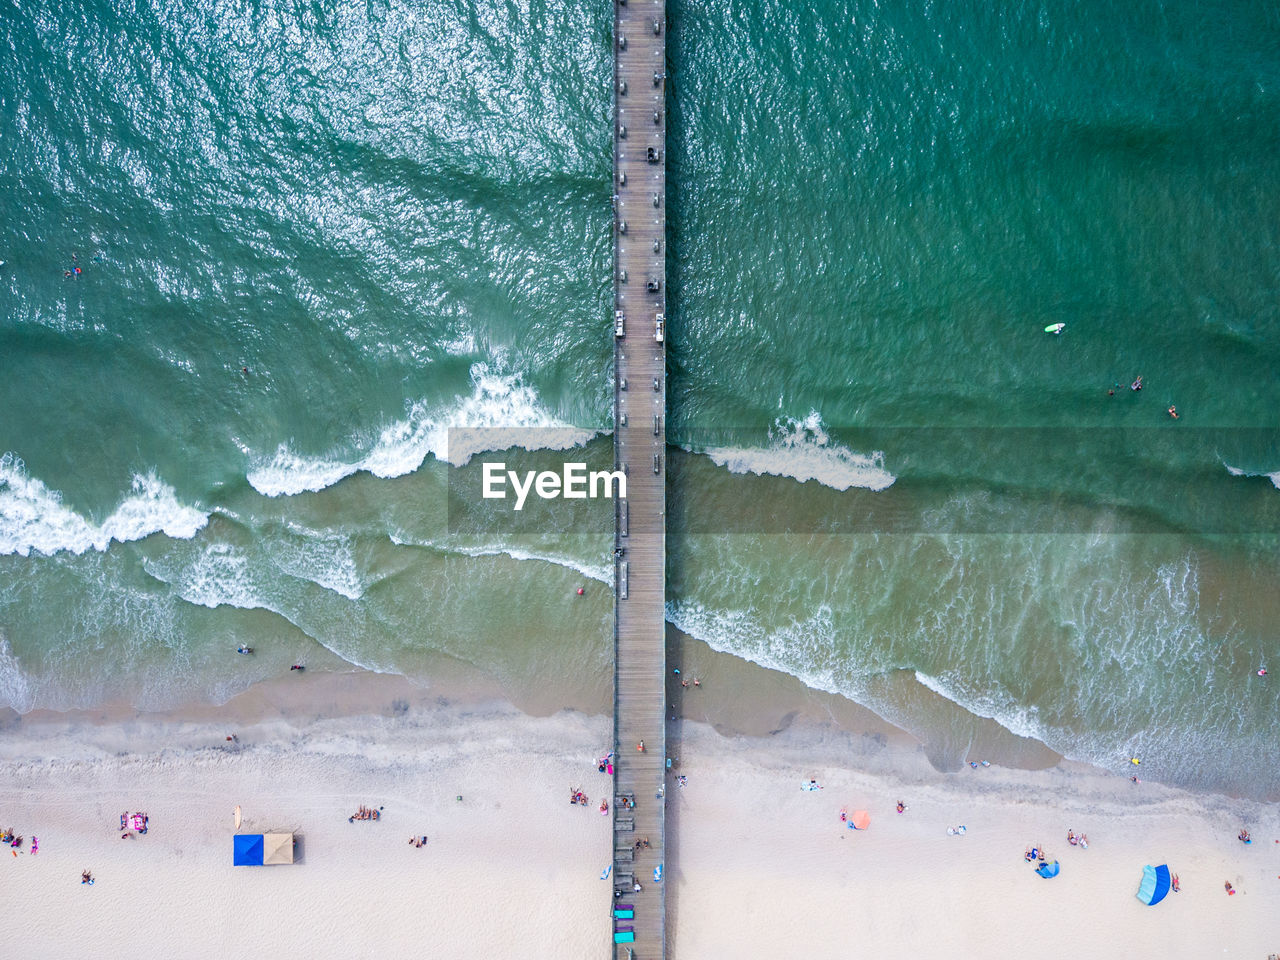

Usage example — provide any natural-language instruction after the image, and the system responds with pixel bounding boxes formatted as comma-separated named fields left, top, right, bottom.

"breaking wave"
left=0, top=454, right=209, bottom=557
left=247, top=363, right=597, bottom=497
left=700, top=412, right=895, bottom=492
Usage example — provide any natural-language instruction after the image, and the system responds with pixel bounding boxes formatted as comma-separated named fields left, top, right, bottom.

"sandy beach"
left=1, top=671, right=1275, bottom=959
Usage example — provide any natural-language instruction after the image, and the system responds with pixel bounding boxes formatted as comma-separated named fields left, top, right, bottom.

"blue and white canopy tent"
left=233, top=833, right=294, bottom=865
left=1136, top=864, right=1171, bottom=905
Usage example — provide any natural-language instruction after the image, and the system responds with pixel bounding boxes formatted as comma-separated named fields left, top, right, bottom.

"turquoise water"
left=2, top=0, right=1280, bottom=796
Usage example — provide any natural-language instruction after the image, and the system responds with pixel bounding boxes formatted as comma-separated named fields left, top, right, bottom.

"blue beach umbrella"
left=1136, top=864, right=1171, bottom=905
left=1035, top=860, right=1060, bottom=879
left=233, top=833, right=264, bottom=866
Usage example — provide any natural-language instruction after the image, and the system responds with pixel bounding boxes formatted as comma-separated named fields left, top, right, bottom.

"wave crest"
left=1224, top=462, right=1280, bottom=490
left=0, top=454, right=209, bottom=557
left=701, top=412, right=895, bottom=492
left=247, top=363, right=597, bottom=497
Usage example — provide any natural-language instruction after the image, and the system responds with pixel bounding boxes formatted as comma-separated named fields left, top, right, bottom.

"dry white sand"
left=0, top=696, right=1275, bottom=959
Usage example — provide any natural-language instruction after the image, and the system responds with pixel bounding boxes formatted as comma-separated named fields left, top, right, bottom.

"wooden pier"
left=611, top=0, right=667, bottom=954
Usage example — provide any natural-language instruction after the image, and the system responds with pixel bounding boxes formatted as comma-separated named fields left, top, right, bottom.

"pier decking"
left=611, top=0, right=667, bottom=954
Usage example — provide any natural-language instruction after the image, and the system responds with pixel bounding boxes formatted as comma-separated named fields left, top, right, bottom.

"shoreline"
left=2, top=684, right=1275, bottom=959
left=9, top=626, right=1273, bottom=804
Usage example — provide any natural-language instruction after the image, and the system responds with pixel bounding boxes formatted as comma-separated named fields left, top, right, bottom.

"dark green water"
left=2, top=0, right=1279, bottom=796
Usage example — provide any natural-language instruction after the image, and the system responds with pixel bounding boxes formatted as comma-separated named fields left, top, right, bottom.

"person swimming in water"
left=1131, top=376, right=1143, bottom=391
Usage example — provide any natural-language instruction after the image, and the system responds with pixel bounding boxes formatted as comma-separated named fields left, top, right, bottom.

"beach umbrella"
left=233, top=834, right=264, bottom=866
left=263, top=833, right=294, bottom=865
left=1035, top=860, right=1060, bottom=879
left=1136, top=864, right=1171, bottom=905
left=849, top=810, right=871, bottom=830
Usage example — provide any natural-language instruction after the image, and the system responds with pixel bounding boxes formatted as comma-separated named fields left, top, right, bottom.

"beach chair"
left=614, top=931, right=635, bottom=944
left=614, top=909, right=634, bottom=919
left=614, top=846, right=633, bottom=863
left=614, top=818, right=634, bottom=832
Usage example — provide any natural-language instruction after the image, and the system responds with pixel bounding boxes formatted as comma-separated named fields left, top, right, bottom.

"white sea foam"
left=273, top=529, right=367, bottom=601
left=0, top=454, right=209, bottom=557
left=451, top=544, right=612, bottom=585
left=245, top=446, right=356, bottom=498
left=389, top=532, right=612, bottom=585
left=665, top=599, right=845, bottom=697
left=1223, top=462, right=1280, bottom=489
left=247, top=363, right=597, bottom=497
left=700, top=411, right=895, bottom=492
left=155, top=530, right=370, bottom=611
left=174, top=543, right=263, bottom=610
left=913, top=670, right=1045, bottom=742
left=0, top=630, right=34, bottom=714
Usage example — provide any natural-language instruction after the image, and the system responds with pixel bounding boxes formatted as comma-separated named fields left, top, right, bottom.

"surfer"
left=1130, top=377, right=1143, bottom=391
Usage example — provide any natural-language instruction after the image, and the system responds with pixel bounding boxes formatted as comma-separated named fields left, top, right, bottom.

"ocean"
left=2, top=0, right=1279, bottom=796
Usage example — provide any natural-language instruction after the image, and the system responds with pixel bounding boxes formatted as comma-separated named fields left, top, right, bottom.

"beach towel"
left=600, top=865, right=612, bottom=880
